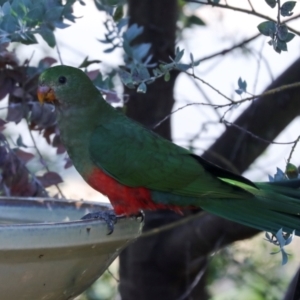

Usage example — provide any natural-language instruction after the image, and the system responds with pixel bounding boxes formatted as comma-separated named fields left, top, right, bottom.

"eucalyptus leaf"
left=280, top=1, right=296, bottom=17
left=137, top=82, right=147, bottom=93
left=265, top=0, right=276, bottom=8
left=257, top=20, right=276, bottom=37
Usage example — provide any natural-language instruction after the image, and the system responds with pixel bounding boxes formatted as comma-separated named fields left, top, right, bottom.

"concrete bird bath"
left=0, top=196, right=142, bottom=300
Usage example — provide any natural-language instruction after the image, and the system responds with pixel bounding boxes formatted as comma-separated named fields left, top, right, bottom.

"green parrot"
left=37, top=65, right=300, bottom=235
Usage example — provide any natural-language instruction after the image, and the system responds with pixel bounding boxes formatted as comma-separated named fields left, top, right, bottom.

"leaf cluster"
left=0, top=0, right=83, bottom=47
left=0, top=44, right=66, bottom=196
left=119, top=48, right=200, bottom=94
left=257, top=0, right=296, bottom=53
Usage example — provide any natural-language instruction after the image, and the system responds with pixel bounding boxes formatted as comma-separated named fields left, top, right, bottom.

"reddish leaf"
left=0, top=146, right=8, bottom=166
left=52, top=134, right=66, bottom=154
left=52, top=134, right=61, bottom=147
left=103, top=91, right=122, bottom=103
left=38, top=57, right=57, bottom=70
left=0, top=50, right=18, bottom=68
left=12, top=87, right=25, bottom=98
left=87, top=69, right=99, bottom=80
left=43, top=126, right=56, bottom=144
left=64, top=157, right=73, bottom=169
left=37, top=171, right=63, bottom=188
left=6, top=103, right=25, bottom=123
left=0, top=76, right=14, bottom=100
left=30, top=102, right=57, bottom=128
left=14, top=149, right=35, bottom=163
left=56, top=144, right=66, bottom=154
left=0, top=119, right=7, bottom=131
left=16, top=135, right=27, bottom=148
left=6, top=69, right=23, bottom=82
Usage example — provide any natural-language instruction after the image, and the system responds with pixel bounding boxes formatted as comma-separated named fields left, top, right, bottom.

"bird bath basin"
left=0, top=196, right=142, bottom=300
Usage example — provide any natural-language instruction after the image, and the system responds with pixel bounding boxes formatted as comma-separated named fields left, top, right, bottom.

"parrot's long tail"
left=201, top=179, right=300, bottom=236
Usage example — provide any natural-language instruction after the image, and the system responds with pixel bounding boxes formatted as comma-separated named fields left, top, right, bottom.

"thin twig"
left=187, top=73, right=222, bottom=119
left=286, top=135, right=300, bottom=166
left=140, top=212, right=205, bottom=239
left=277, top=0, right=281, bottom=25
left=186, top=72, right=300, bottom=108
left=25, top=119, right=65, bottom=198
left=222, top=120, right=300, bottom=146
left=177, top=234, right=226, bottom=300
left=252, top=39, right=265, bottom=95
left=177, top=262, right=207, bottom=300
left=107, top=268, right=120, bottom=283
left=185, top=72, right=234, bottom=103
left=185, top=0, right=300, bottom=35
left=197, top=34, right=260, bottom=63
left=247, top=0, right=254, bottom=12
left=56, top=38, right=63, bottom=65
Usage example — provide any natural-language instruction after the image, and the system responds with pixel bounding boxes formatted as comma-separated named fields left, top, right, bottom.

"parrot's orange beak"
left=37, top=85, right=57, bottom=104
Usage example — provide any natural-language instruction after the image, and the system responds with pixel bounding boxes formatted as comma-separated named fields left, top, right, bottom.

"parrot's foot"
left=131, top=211, right=144, bottom=223
left=81, top=210, right=117, bottom=235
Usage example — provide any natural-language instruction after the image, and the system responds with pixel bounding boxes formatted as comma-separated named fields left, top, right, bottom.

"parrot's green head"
left=37, top=65, right=97, bottom=106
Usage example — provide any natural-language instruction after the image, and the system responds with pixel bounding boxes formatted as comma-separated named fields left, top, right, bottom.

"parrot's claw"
left=81, top=210, right=117, bottom=235
left=132, top=211, right=144, bottom=223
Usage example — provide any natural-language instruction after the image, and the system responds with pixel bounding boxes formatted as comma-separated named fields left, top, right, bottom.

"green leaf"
left=16, top=31, right=38, bottom=45
left=16, top=134, right=27, bottom=148
left=257, top=21, right=276, bottom=37
left=174, top=47, right=184, bottom=63
left=118, top=68, right=133, bottom=86
left=26, top=4, right=45, bottom=26
left=176, top=63, right=190, bottom=72
left=54, top=21, right=70, bottom=29
left=265, top=0, right=276, bottom=8
left=39, top=26, right=56, bottom=47
left=116, top=17, right=128, bottom=32
left=276, top=39, right=287, bottom=51
left=186, top=15, right=205, bottom=27
left=277, top=24, right=288, bottom=41
left=123, top=23, right=143, bottom=42
left=45, top=6, right=64, bottom=22
left=274, top=45, right=281, bottom=54
left=137, top=82, right=147, bottom=93
left=284, top=32, right=295, bottom=43
left=131, top=43, right=151, bottom=61
left=285, top=163, right=298, bottom=179
left=78, top=56, right=101, bottom=68
left=11, top=0, right=26, bottom=18
left=123, top=39, right=133, bottom=56
left=136, top=65, right=150, bottom=81
left=104, top=45, right=117, bottom=53
left=2, top=2, right=11, bottom=15
left=280, top=1, right=296, bottom=17
left=152, top=68, right=162, bottom=77
left=164, top=71, right=170, bottom=82
left=2, top=14, right=18, bottom=33
left=113, top=5, right=123, bottom=21
left=235, top=77, right=247, bottom=95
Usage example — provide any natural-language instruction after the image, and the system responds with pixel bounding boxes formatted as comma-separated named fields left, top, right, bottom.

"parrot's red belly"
left=86, top=167, right=182, bottom=215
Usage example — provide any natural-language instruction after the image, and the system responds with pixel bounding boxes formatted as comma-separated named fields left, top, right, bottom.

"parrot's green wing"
left=89, top=114, right=253, bottom=200
left=88, top=107, right=300, bottom=236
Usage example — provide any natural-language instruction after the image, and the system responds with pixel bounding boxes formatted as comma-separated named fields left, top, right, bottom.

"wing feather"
left=89, top=117, right=249, bottom=199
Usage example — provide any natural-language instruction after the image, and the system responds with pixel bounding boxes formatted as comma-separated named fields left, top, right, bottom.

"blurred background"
left=0, top=0, right=300, bottom=299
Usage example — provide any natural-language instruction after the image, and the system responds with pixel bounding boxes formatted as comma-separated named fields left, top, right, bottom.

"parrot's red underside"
left=87, top=167, right=183, bottom=215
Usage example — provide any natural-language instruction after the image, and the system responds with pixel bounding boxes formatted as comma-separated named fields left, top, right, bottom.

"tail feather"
left=202, top=179, right=300, bottom=235
left=202, top=199, right=300, bottom=235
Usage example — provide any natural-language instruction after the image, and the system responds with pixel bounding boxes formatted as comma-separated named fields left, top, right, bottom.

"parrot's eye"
left=58, top=76, right=67, bottom=84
